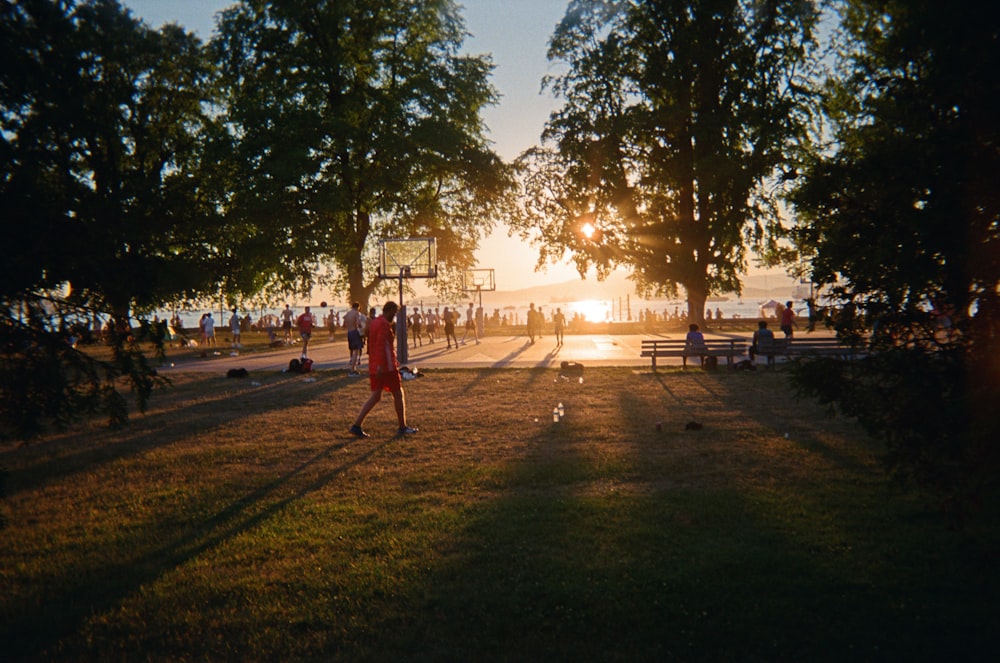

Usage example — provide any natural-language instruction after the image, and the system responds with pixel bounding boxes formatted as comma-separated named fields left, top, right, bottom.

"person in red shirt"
left=296, top=306, right=315, bottom=358
left=349, top=301, right=418, bottom=438
left=780, top=300, right=796, bottom=339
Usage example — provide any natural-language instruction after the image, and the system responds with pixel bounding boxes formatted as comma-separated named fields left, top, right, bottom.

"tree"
left=508, top=0, right=820, bottom=324
left=212, top=0, right=514, bottom=308
left=1, top=0, right=224, bottom=442
left=2, top=0, right=225, bottom=323
left=788, top=0, right=1000, bottom=523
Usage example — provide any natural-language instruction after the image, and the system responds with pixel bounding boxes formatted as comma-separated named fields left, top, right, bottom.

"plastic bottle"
left=552, top=407, right=560, bottom=422
left=557, top=402, right=564, bottom=417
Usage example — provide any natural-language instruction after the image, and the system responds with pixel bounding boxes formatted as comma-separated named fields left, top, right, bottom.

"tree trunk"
left=686, top=284, right=707, bottom=328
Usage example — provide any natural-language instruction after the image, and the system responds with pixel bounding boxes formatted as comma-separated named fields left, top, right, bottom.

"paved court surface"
left=156, top=329, right=836, bottom=375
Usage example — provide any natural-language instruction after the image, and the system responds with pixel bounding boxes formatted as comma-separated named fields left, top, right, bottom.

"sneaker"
left=397, top=426, right=419, bottom=436
left=349, top=425, right=369, bottom=438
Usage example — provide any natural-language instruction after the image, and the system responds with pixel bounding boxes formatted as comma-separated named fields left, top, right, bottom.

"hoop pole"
left=476, top=285, right=484, bottom=336
left=397, top=268, right=408, bottom=364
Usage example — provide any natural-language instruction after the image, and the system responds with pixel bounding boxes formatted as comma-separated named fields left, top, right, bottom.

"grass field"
left=2, top=366, right=997, bottom=661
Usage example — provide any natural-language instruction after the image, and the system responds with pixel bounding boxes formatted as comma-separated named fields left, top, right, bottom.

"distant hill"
left=479, top=269, right=800, bottom=307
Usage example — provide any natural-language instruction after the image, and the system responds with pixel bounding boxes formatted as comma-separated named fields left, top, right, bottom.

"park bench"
left=641, top=338, right=744, bottom=370
left=756, top=336, right=860, bottom=368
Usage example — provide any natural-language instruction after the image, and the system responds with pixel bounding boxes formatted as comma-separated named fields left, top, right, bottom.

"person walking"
left=344, top=302, right=364, bottom=376
left=553, top=307, right=566, bottom=346
left=349, top=301, right=418, bottom=438
left=526, top=303, right=538, bottom=344
left=442, top=306, right=458, bottom=348
left=296, top=306, right=315, bottom=358
left=460, top=302, right=479, bottom=345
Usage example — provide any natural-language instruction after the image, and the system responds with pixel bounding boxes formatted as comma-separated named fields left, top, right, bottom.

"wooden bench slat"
left=641, top=338, right=744, bottom=369
left=756, top=337, right=859, bottom=366
left=641, top=336, right=859, bottom=369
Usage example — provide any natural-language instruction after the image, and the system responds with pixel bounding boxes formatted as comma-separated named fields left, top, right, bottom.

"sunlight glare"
left=567, top=299, right=611, bottom=323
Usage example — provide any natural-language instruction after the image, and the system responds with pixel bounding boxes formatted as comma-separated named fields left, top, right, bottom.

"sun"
left=568, top=299, right=611, bottom=322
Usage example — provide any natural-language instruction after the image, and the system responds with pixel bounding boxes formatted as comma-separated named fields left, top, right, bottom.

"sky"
left=121, top=0, right=582, bottom=292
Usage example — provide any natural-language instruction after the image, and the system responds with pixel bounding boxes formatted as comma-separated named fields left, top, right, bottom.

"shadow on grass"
left=5, top=372, right=357, bottom=498
left=3, top=427, right=397, bottom=661
left=383, top=424, right=974, bottom=662
left=384, top=372, right=999, bottom=661
left=4, top=368, right=997, bottom=661
left=647, top=368, right=874, bottom=474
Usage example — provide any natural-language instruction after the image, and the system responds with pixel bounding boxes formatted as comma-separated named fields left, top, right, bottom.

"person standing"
left=297, top=306, right=315, bottom=358
left=198, top=313, right=208, bottom=346
left=229, top=309, right=241, bottom=348
left=344, top=302, right=364, bottom=376
left=280, top=304, right=294, bottom=342
left=804, top=298, right=817, bottom=332
left=553, top=307, right=566, bottom=346
left=411, top=307, right=424, bottom=348
left=526, top=303, right=538, bottom=344
left=426, top=308, right=438, bottom=343
left=203, top=312, right=216, bottom=347
left=349, top=301, right=418, bottom=438
left=780, top=300, right=796, bottom=339
left=365, top=307, right=376, bottom=342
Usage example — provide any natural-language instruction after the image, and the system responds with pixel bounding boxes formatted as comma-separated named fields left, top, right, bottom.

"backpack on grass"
left=288, top=357, right=313, bottom=373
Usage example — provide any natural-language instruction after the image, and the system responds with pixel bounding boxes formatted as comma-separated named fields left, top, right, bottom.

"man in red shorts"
left=349, top=301, right=418, bottom=438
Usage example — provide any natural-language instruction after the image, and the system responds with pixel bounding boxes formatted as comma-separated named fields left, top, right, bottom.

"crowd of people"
left=85, top=296, right=816, bottom=356
left=71, top=298, right=811, bottom=439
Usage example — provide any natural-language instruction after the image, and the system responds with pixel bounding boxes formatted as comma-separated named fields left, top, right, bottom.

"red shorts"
left=369, top=367, right=401, bottom=392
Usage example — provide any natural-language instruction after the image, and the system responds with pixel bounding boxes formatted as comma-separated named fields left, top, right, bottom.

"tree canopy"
left=1, top=0, right=225, bottom=320
left=1, top=0, right=514, bottom=442
left=507, top=0, right=820, bottom=323
left=212, top=0, right=515, bottom=308
left=1, top=0, right=224, bottom=442
left=788, top=0, right=1000, bottom=520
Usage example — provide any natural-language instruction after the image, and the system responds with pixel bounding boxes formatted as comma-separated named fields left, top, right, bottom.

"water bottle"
left=552, top=407, right=559, bottom=422
left=557, top=402, right=564, bottom=417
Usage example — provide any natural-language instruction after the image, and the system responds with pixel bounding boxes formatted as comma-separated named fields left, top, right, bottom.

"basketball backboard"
left=378, top=238, right=437, bottom=279
left=463, top=268, right=495, bottom=292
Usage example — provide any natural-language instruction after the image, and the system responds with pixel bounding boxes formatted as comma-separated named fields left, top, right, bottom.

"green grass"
left=1, top=367, right=997, bottom=662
